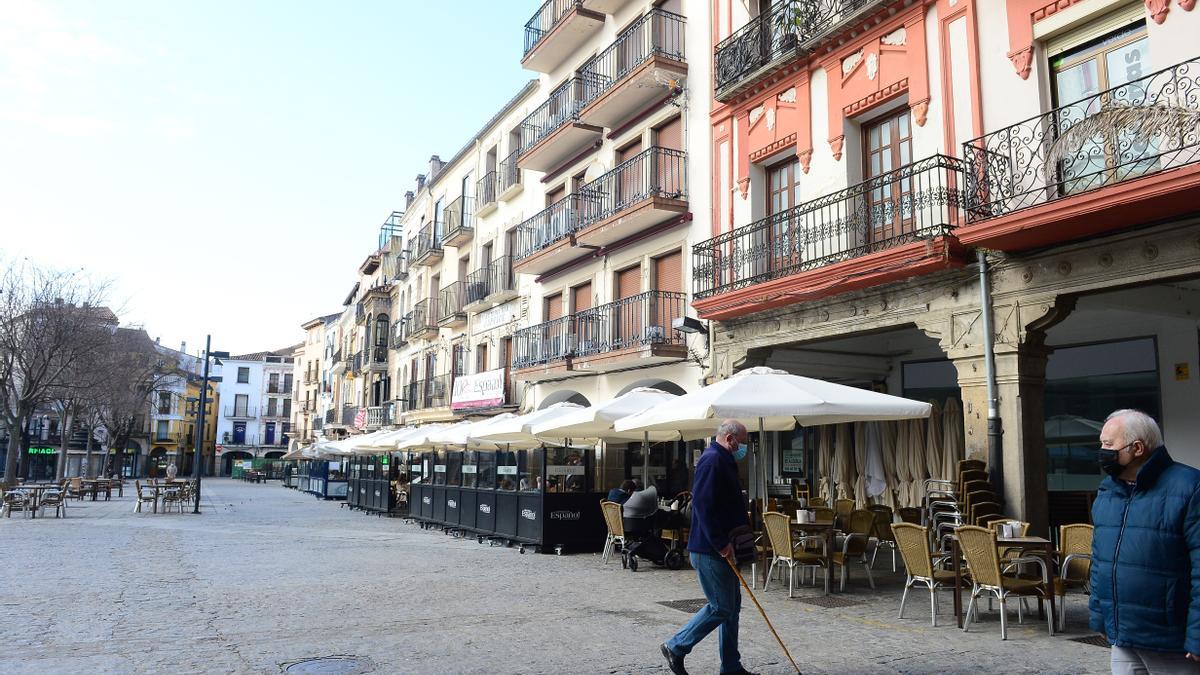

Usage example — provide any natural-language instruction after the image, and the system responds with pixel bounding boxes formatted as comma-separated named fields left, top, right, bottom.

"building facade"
left=214, top=349, right=296, bottom=474
left=698, top=0, right=1200, bottom=531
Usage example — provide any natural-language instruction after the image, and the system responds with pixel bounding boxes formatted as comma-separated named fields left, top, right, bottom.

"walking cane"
left=726, top=556, right=802, bottom=674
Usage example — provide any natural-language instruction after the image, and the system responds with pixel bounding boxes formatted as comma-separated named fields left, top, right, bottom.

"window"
left=283, top=373, right=293, bottom=393
left=452, top=343, right=466, bottom=377
left=269, top=372, right=280, bottom=392
left=766, top=158, right=801, bottom=216
left=234, top=394, right=249, bottom=416
left=267, top=398, right=278, bottom=417
left=237, top=367, right=249, bottom=384
left=862, top=108, right=913, bottom=243
left=283, top=399, right=291, bottom=418
left=157, top=392, right=171, bottom=415
left=155, top=420, right=170, bottom=441
left=475, top=342, right=489, bottom=373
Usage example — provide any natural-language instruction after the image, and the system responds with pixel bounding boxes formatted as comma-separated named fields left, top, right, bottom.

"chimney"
left=180, top=341, right=187, bottom=354
left=404, top=191, right=414, bottom=207
left=429, top=155, right=443, bottom=178
left=155, top=336, right=161, bottom=344
left=416, top=174, right=426, bottom=191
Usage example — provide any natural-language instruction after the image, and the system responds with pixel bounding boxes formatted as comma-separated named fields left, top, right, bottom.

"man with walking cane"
left=662, top=419, right=759, bottom=675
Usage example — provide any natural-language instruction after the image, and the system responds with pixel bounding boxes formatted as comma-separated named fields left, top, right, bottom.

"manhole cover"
left=796, top=596, right=861, bottom=608
left=658, top=598, right=709, bottom=613
left=282, top=656, right=373, bottom=674
left=1070, top=635, right=1111, bottom=648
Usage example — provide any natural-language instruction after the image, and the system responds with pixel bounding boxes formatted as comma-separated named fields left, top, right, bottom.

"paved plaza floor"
left=0, top=480, right=1110, bottom=674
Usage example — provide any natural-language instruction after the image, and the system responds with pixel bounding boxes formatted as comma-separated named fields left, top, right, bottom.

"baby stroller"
left=622, top=507, right=688, bottom=572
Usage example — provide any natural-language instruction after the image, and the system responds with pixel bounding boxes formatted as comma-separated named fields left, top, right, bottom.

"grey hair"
left=716, top=419, right=746, bottom=439
left=1106, top=409, right=1163, bottom=450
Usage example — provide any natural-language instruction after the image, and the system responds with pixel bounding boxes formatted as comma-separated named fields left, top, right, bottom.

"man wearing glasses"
left=1091, top=409, right=1200, bottom=673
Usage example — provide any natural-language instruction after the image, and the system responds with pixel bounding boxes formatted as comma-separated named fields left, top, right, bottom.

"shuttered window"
left=653, top=250, right=682, bottom=293
left=616, top=265, right=641, bottom=299
left=572, top=282, right=592, bottom=312
left=655, top=116, right=683, bottom=151
left=544, top=292, right=563, bottom=321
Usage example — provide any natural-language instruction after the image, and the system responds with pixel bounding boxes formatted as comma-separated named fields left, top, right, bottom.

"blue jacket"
left=688, top=441, right=748, bottom=555
left=606, top=487, right=630, bottom=505
left=1090, top=447, right=1200, bottom=654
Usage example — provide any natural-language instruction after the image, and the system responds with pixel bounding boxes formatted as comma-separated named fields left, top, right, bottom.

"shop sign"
left=782, top=450, right=804, bottom=474
left=461, top=465, right=478, bottom=474
left=434, top=464, right=447, bottom=472
left=451, top=368, right=506, bottom=411
left=473, top=303, right=517, bottom=335
left=422, top=496, right=431, bottom=505
left=28, top=447, right=56, bottom=455
left=549, top=510, right=580, bottom=521
left=410, top=464, right=421, bottom=473
left=520, top=508, right=537, bottom=521
left=547, top=465, right=584, bottom=476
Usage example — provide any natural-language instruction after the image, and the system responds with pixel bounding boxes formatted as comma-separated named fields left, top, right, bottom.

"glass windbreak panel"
left=664, top=443, right=692, bottom=499
left=446, top=451, right=463, bottom=487
left=477, top=451, right=497, bottom=490
left=462, top=451, right=478, bottom=488
left=433, top=451, right=447, bottom=485
left=519, top=448, right=543, bottom=492
left=598, top=443, right=627, bottom=493
left=497, top=450, right=518, bottom=491
left=545, top=446, right=586, bottom=493
left=410, top=454, right=426, bottom=484
left=1044, top=337, right=1160, bottom=492
left=327, top=460, right=346, bottom=481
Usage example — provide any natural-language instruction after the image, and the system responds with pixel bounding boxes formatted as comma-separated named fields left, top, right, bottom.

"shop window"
left=546, top=446, right=586, bottom=493
left=519, top=448, right=542, bottom=492
left=1044, top=337, right=1160, bottom=492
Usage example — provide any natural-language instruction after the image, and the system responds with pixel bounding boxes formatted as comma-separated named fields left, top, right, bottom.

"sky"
left=0, top=0, right=533, bottom=356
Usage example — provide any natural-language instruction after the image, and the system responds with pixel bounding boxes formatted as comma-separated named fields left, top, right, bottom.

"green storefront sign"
left=29, top=447, right=57, bottom=455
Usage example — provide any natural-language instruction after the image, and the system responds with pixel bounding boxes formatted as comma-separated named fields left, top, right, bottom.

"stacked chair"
left=925, top=459, right=1007, bottom=553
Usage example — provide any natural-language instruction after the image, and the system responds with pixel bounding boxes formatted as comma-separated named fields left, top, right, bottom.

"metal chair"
left=1055, top=523, right=1093, bottom=632
left=38, top=486, right=67, bottom=518
left=599, top=500, right=626, bottom=566
left=831, top=510, right=876, bottom=591
left=867, top=505, right=898, bottom=571
left=132, top=480, right=156, bottom=514
left=1, top=488, right=33, bottom=519
left=762, top=511, right=826, bottom=597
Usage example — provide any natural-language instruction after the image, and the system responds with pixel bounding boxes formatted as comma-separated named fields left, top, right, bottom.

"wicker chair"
left=38, top=486, right=67, bottom=518
left=831, top=510, right=876, bottom=591
left=1055, top=524, right=1093, bottom=632
left=867, top=505, right=898, bottom=571
left=1, top=488, right=33, bottom=518
left=133, top=480, right=156, bottom=513
left=599, top=501, right=626, bottom=566
left=65, top=477, right=83, bottom=500
left=958, top=459, right=986, bottom=475
left=810, top=507, right=835, bottom=524
left=808, top=496, right=827, bottom=508
left=160, top=486, right=187, bottom=513
left=892, top=523, right=955, bottom=625
left=957, top=525, right=1055, bottom=639
left=762, top=512, right=826, bottom=597
left=897, top=507, right=922, bottom=524
left=833, top=498, right=854, bottom=528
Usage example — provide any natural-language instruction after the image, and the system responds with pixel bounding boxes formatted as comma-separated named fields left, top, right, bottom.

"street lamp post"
left=191, top=336, right=229, bottom=514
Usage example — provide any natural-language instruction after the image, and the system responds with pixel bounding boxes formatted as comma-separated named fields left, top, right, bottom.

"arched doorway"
left=537, top=389, right=590, bottom=409
left=614, top=379, right=688, bottom=397
left=148, top=447, right=169, bottom=478
left=263, top=451, right=285, bottom=459
left=221, top=450, right=254, bottom=476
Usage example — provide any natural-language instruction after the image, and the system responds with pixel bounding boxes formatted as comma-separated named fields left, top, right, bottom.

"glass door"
left=862, top=109, right=913, bottom=246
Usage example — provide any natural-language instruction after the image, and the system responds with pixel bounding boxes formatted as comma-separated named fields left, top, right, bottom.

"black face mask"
left=1098, top=442, right=1135, bottom=478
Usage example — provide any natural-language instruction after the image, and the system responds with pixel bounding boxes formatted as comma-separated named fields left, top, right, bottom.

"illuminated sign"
left=29, top=447, right=56, bottom=455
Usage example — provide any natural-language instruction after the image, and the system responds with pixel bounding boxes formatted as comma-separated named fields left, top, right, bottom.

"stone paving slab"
left=0, top=480, right=1110, bottom=674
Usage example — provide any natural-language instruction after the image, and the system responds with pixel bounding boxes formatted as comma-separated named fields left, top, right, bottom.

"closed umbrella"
left=894, top=420, right=912, bottom=506
left=906, top=418, right=927, bottom=507
left=817, top=425, right=834, bottom=502
left=852, top=422, right=868, bottom=508
left=834, top=423, right=854, bottom=501
left=878, top=421, right=898, bottom=509
left=863, top=421, right=887, bottom=501
left=925, top=400, right=944, bottom=479
left=941, top=398, right=964, bottom=483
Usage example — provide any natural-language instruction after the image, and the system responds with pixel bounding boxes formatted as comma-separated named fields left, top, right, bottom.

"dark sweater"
left=688, top=441, right=749, bottom=555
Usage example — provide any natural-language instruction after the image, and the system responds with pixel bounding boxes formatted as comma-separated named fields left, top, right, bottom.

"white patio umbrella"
left=355, top=427, right=417, bottom=454
left=615, top=367, right=931, bottom=516
left=472, top=402, right=585, bottom=446
left=941, top=398, right=965, bottom=481
left=397, top=422, right=468, bottom=452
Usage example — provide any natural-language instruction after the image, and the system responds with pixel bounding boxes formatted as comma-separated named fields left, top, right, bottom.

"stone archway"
left=614, top=379, right=688, bottom=397
left=537, top=389, right=590, bottom=409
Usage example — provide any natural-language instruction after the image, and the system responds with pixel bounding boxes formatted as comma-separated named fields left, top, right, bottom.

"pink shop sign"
left=451, top=368, right=506, bottom=411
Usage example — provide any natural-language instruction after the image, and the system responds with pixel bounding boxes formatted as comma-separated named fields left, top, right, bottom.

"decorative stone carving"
left=1008, top=46, right=1033, bottom=80
left=798, top=149, right=813, bottom=174
left=830, top=135, right=844, bottom=161
left=1181, top=0, right=1197, bottom=11
left=1145, top=0, right=1170, bottom=23
left=1057, top=261, right=1072, bottom=277
left=881, top=27, right=907, bottom=46
left=777, top=87, right=796, bottom=103
left=1143, top=243, right=1160, bottom=261
left=866, top=52, right=878, bottom=81
left=911, top=100, right=929, bottom=127
left=749, top=105, right=764, bottom=127
left=736, top=176, right=750, bottom=200
left=765, top=107, right=776, bottom=131
left=842, top=50, right=863, bottom=77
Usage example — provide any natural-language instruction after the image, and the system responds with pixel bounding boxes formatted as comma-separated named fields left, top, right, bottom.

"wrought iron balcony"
left=963, top=56, right=1200, bottom=222
left=397, top=381, right=418, bottom=413
left=340, top=406, right=357, bottom=426
left=579, top=9, right=687, bottom=128
left=499, top=149, right=522, bottom=199
left=223, top=406, right=258, bottom=419
left=464, top=265, right=492, bottom=311
left=576, top=146, right=688, bottom=247
left=518, top=77, right=602, bottom=172
left=413, top=220, right=444, bottom=266
left=303, top=371, right=318, bottom=385
left=692, top=154, right=967, bottom=299
left=263, top=407, right=290, bottom=420
left=438, top=281, right=467, bottom=327
left=512, top=315, right=576, bottom=370
left=369, top=345, right=389, bottom=370
left=384, top=247, right=409, bottom=281
left=513, top=193, right=585, bottom=275
left=414, top=375, right=450, bottom=410
left=443, top=195, right=474, bottom=247
left=408, top=299, right=439, bottom=340
left=487, top=255, right=518, bottom=304
left=476, top=171, right=499, bottom=215
left=392, top=319, right=407, bottom=348
left=714, top=0, right=881, bottom=101
left=522, top=0, right=604, bottom=74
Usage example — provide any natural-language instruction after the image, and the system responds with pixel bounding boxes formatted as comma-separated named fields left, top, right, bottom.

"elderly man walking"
left=1091, top=409, right=1200, bottom=674
left=661, top=420, right=757, bottom=675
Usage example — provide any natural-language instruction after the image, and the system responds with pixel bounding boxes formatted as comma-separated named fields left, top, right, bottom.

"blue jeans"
left=666, top=551, right=742, bottom=673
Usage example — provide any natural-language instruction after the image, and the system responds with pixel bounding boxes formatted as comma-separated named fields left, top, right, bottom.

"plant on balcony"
left=1045, top=102, right=1200, bottom=174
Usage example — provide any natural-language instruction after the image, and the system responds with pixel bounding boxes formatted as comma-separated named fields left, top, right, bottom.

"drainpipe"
left=977, top=249, right=1004, bottom=502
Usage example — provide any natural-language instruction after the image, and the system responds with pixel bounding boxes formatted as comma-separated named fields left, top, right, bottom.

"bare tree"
left=91, top=327, right=174, bottom=478
left=0, top=260, right=114, bottom=486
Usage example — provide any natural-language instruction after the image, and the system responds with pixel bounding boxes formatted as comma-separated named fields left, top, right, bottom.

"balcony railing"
left=512, top=315, right=576, bottom=369
left=398, top=382, right=418, bottom=412
left=514, top=193, right=584, bottom=263
left=384, top=247, right=409, bottom=281
left=417, top=375, right=450, bottom=410
left=579, top=146, right=687, bottom=223
left=519, top=77, right=589, bottom=154
left=581, top=9, right=686, bottom=103
left=575, top=291, right=687, bottom=357
left=523, top=0, right=580, bottom=57
left=714, top=0, right=879, bottom=98
left=477, top=171, right=498, bottom=211
left=340, top=406, right=357, bottom=426
left=223, top=406, right=258, bottom=419
left=392, top=319, right=407, bottom=348
left=263, top=408, right=289, bottom=420
left=499, top=149, right=522, bottom=195
left=439, top=281, right=466, bottom=324
left=371, top=345, right=388, bottom=365
left=331, top=349, right=342, bottom=365
left=414, top=220, right=444, bottom=263
left=355, top=302, right=367, bottom=324
left=303, top=372, right=318, bottom=385
left=963, top=56, right=1200, bottom=220
left=366, top=405, right=392, bottom=430
left=443, top=195, right=474, bottom=245
left=409, top=299, right=439, bottom=338
left=465, top=266, right=492, bottom=306
left=378, top=212, right=402, bottom=252
left=489, top=256, right=517, bottom=299
left=693, top=154, right=967, bottom=299
left=267, top=383, right=290, bottom=394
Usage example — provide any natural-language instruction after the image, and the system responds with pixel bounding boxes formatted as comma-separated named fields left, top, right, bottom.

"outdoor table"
left=789, top=520, right=838, bottom=595
left=950, top=534, right=1057, bottom=629
left=141, top=483, right=185, bottom=513
left=80, top=479, right=112, bottom=501
left=15, top=484, right=59, bottom=519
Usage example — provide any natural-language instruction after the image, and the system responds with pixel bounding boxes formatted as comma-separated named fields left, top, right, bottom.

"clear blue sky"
left=0, top=0, right=532, bottom=355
